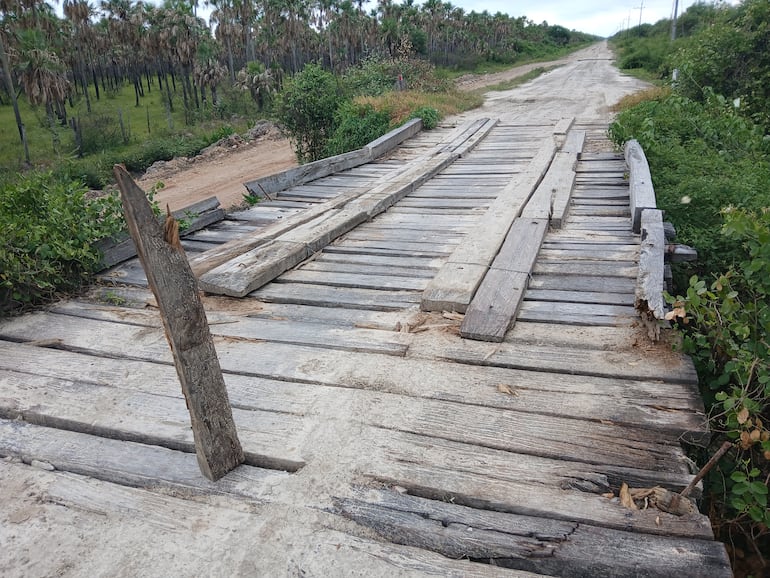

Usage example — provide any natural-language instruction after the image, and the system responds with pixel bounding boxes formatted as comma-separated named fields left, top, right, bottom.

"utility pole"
left=636, top=0, right=645, bottom=30
left=670, top=0, right=679, bottom=40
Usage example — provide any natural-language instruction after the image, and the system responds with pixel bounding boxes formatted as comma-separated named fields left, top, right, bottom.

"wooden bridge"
left=0, top=115, right=733, bottom=576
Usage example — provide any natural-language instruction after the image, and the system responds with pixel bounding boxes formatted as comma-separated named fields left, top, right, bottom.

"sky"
left=445, top=0, right=698, bottom=38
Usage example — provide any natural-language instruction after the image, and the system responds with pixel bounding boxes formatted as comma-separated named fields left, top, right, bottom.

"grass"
left=357, top=89, right=483, bottom=127
left=0, top=78, right=254, bottom=184
left=476, top=65, right=561, bottom=93
left=610, top=86, right=671, bottom=112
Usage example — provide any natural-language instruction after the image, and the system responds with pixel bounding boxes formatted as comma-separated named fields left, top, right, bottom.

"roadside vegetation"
left=0, top=0, right=596, bottom=315
left=610, top=1, right=770, bottom=572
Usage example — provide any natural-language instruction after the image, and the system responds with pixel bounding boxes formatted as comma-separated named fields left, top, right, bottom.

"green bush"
left=409, top=106, right=440, bottom=130
left=609, top=90, right=770, bottom=281
left=324, top=102, right=391, bottom=157
left=667, top=208, right=770, bottom=528
left=277, top=63, right=341, bottom=163
left=343, top=54, right=450, bottom=98
left=0, top=171, right=124, bottom=314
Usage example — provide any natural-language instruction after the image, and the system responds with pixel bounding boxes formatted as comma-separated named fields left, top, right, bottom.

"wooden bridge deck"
left=0, top=119, right=732, bottom=576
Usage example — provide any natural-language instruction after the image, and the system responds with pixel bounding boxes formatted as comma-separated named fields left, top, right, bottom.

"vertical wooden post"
left=114, top=165, right=244, bottom=481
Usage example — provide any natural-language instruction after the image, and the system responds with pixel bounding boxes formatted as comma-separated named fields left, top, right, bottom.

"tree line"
left=0, top=0, right=594, bottom=163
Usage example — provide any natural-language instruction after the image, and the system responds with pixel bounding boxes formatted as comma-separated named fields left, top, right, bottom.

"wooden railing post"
left=114, top=165, right=244, bottom=481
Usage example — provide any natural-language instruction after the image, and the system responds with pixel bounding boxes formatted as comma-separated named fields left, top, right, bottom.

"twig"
left=681, top=441, right=733, bottom=499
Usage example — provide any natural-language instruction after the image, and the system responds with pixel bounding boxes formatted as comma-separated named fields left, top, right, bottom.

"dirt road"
left=142, top=41, right=642, bottom=213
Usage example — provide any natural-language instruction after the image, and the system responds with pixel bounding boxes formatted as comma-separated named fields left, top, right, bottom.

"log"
left=624, top=139, right=657, bottom=233
left=114, top=165, right=244, bottom=481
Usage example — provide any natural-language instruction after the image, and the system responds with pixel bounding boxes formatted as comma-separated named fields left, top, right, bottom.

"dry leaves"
left=609, top=484, right=697, bottom=516
left=496, top=383, right=518, bottom=396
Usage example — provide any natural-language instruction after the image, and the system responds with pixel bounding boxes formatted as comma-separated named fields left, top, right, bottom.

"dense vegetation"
left=610, top=1, right=770, bottom=570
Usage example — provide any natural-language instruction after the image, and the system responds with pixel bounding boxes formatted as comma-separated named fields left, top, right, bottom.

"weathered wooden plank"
left=299, top=260, right=436, bottom=279
left=533, top=262, right=638, bottom=277
left=324, top=245, right=448, bottom=258
left=188, top=189, right=366, bottom=277
left=460, top=270, right=529, bottom=341
left=412, top=338, right=699, bottom=384
left=199, top=239, right=312, bottom=298
left=552, top=116, right=574, bottom=136
left=342, top=228, right=463, bottom=244
left=539, top=247, right=638, bottom=261
left=314, top=252, right=445, bottom=270
left=335, top=490, right=730, bottom=577
left=330, top=239, right=455, bottom=254
left=522, top=152, right=576, bottom=222
left=0, top=337, right=706, bottom=437
left=115, top=166, right=243, bottom=481
left=0, top=368, right=305, bottom=471
left=252, top=282, right=421, bottom=311
left=419, top=262, right=488, bottom=313
left=422, top=138, right=557, bottom=312
left=95, top=197, right=226, bottom=270
left=0, top=419, right=288, bottom=500
left=460, top=219, right=548, bottom=341
left=625, top=139, right=657, bottom=233
left=570, top=206, right=631, bottom=217
left=0, top=459, right=537, bottom=578
left=396, top=198, right=491, bottom=210
left=366, top=117, right=422, bottom=158
left=357, top=459, right=713, bottom=539
left=493, top=219, right=549, bottom=273
left=517, top=307, right=637, bottom=327
left=524, top=288, right=635, bottom=305
left=278, top=270, right=429, bottom=292
left=245, top=149, right=368, bottom=196
left=369, top=429, right=701, bottom=494
left=636, top=208, right=667, bottom=340
left=519, top=300, right=637, bottom=319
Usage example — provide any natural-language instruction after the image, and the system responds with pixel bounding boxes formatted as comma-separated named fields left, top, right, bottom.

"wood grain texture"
left=625, top=139, right=657, bottom=233
left=636, top=209, right=668, bottom=340
left=115, top=166, right=243, bottom=481
left=335, top=490, right=730, bottom=577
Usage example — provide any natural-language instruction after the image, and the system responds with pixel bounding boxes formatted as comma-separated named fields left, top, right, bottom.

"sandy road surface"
left=139, top=42, right=643, bottom=213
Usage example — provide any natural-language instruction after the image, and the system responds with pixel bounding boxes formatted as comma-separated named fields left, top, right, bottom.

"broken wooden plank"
left=636, top=208, right=667, bottom=341
left=625, top=139, right=657, bottom=233
left=96, top=196, right=225, bottom=270
left=522, top=151, right=577, bottom=222
left=335, top=489, right=731, bottom=577
left=114, top=166, right=243, bottom=481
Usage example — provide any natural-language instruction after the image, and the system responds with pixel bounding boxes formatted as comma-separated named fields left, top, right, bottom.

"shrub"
left=667, top=208, right=770, bottom=529
left=0, top=171, right=124, bottom=314
left=409, top=106, right=440, bottom=129
left=277, top=63, right=341, bottom=163
left=324, top=101, right=391, bottom=157
left=609, top=90, right=770, bottom=281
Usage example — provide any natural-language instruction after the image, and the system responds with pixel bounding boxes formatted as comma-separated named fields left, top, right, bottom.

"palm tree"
left=0, top=28, right=31, bottom=164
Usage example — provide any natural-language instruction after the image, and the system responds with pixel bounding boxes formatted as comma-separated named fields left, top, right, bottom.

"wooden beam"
left=460, top=219, right=548, bottom=341
left=114, top=165, right=244, bottom=481
left=625, top=139, right=657, bottom=233
left=636, top=208, right=667, bottom=341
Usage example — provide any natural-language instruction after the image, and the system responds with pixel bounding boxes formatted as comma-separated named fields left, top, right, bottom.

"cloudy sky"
left=454, top=0, right=696, bottom=38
